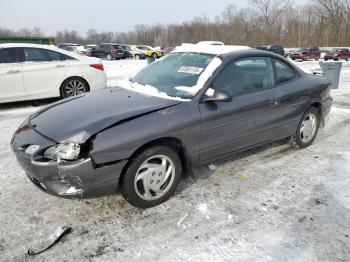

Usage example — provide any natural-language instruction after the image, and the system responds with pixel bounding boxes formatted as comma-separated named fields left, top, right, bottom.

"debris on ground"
left=27, top=227, right=72, bottom=256
left=239, top=175, right=248, bottom=180
left=176, top=213, right=189, bottom=226
left=208, top=164, right=217, bottom=170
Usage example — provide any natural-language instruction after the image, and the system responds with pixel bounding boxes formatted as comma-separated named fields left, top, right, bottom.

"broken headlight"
left=44, top=143, right=81, bottom=161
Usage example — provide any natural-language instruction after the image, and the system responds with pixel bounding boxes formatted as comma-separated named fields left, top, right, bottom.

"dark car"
left=11, top=48, right=332, bottom=208
left=57, top=43, right=79, bottom=51
left=257, top=44, right=285, bottom=56
left=162, top=47, right=175, bottom=55
left=324, top=48, right=350, bottom=61
left=290, top=47, right=321, bottom=61
left=90, top=43, right=125, bottom=60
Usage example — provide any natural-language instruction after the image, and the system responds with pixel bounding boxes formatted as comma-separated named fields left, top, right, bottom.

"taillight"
left=90, top=64, right=104, bottom=71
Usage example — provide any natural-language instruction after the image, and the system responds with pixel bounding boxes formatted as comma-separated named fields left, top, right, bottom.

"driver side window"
left=212, top=57, right=274, bottom=96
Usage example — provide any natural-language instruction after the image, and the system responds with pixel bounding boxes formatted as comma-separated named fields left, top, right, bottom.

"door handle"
left=269, top=99, right=280, bottom=106
left=55, top=64, right=66, bottom=68
left=6, top=70, right=20, bottom=74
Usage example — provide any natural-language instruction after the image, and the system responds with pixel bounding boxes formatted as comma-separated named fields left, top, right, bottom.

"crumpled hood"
left=30, top=87, right=181, bottom=143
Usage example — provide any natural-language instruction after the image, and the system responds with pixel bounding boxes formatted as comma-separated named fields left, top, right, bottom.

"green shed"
left=0, top=36, right=55, bottom=45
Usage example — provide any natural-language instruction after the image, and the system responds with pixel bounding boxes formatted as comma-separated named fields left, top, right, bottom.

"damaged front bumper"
left=11, top=121, right=127, bottom=198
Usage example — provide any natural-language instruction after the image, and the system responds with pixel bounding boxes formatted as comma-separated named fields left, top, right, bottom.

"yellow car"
left=136, top=45, right=164, bottom=58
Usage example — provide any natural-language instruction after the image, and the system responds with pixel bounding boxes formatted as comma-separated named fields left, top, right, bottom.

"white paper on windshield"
left=178, top=66, right=204, bottom=75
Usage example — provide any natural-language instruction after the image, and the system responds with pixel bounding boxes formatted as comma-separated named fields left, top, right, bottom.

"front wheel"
left=121, top=146, right=182, bottom=208
left=294, top=107, right=320, bottom=148
left=152, top=52, right=158, bottom=59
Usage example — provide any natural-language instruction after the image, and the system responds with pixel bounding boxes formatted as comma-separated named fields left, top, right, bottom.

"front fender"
left=90, top=102, right=201, bottom=165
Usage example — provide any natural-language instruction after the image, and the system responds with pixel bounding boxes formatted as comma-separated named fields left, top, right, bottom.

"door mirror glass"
left=203, top=89, right=232, bottom=103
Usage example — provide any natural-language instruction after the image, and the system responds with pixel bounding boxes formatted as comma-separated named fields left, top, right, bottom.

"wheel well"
left=311, top=102, right=324, bottom=126
left=60, top=76, right=90, bottom=96
left=117, top=137, right=192, bottom=190
left=311, top=102, right=322, bottom=114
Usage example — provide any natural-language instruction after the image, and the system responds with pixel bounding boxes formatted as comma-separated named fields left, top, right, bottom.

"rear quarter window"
left=0, top=48, right=18, bottom=63
left=274, top=59, right=298, bottom=84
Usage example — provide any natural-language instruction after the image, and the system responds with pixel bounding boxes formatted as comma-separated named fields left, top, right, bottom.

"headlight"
left=25, top=145, right=40, bottom=155
left=44, top=143, right=80, bottom=161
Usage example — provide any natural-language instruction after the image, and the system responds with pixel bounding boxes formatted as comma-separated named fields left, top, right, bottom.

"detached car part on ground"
left=11, top=46, right=333, bottom=208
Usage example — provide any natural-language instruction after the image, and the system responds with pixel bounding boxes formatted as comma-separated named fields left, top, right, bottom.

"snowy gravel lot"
left=0, top=59, right=349, bottom=261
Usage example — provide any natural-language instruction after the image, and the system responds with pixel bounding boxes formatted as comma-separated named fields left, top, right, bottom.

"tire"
left=106, top=54, right=113, bottom=60
left=152, top=52, right=158, bottom=59
left=294, top=107, right=320, bottom=148
left=135, top=54, right=140, bottom=60
left=121, top=146, right=182, bottom=208
left=324, top=58, right=328, bottom=61
left=60, top=77, right=89, bottom=98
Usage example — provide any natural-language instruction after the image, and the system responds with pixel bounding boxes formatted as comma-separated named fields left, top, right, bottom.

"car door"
left=20, top=48, right=69, bottom=98
left=198, top=56, right=282, bottom=162
left=0, top=48, right=25, bottom=102
left=271, top=58, right=309, bottom=136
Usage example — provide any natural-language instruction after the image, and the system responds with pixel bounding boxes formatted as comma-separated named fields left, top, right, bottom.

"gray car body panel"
left=90, top=101, right=201, bottom=165
left=11, top=49, right=333, bottom=198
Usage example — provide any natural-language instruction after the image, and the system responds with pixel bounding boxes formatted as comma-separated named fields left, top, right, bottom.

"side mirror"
left=203, top=89, right=232, bottom=103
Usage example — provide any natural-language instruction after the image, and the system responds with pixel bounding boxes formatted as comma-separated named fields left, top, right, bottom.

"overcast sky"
left=0, top=0, right=306, bottom=36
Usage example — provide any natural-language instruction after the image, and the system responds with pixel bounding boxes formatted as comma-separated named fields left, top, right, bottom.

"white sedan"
left=0, top=43, right=107, bottom=103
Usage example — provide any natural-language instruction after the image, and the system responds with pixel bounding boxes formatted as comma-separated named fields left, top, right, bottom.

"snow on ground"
left=0, top=59, right=349, bottom=261
left=104, top=59, right=147, bottom=87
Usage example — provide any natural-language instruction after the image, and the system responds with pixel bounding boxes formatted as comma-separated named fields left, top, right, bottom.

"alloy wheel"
left=64, top=80, right=86, bottom=96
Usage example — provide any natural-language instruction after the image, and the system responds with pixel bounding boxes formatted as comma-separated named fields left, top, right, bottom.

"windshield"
left=297, top=48, right=309, bottom=52
left=331, top=48, right=342, bottom=52
left=130, top=53, right=215, bottom=99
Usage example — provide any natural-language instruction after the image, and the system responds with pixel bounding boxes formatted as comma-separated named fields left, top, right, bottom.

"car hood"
left=30, top=87, right=181, bottom=143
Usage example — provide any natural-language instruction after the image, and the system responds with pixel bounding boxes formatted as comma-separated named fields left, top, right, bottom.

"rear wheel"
left=60, top=77, right=89, bottom=98
left=121, top=146, right=182, bottom=208
left=152, top=52, right=158, bottom=59
left=135, top=54, right=140, bottom=60
left=293, top=107, right=320, bottom=148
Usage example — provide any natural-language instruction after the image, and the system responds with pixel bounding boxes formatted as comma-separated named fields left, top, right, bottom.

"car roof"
left=0, top=43, right=91, bottom=61
left=0, top=43, right=68, bottom=50
left=58, top=43, right=79, bottom=46
left=173, top=44, right=251, bottom=55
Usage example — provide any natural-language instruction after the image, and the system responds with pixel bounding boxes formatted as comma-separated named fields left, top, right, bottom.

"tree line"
left=1, top=0, right=350, bottom=48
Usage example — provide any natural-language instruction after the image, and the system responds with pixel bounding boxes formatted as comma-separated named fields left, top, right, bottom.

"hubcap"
left=65, top=80, right=85, bottom=96
left=134, top=155, right=175, bottom=201
left=300, top=113, right=317, bottom=144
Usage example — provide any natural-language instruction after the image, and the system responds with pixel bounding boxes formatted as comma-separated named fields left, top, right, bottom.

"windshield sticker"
left=178, top=66, right=204, bottom=75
